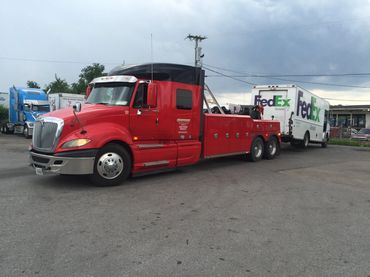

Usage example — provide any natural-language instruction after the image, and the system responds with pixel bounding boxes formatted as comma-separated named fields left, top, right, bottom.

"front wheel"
left=248, top=137, right=264, bottom=162
left=321, top=135, right=329, bottom=148
left=89, top=143, right=131, bottom=186
left=23, top=125, right=31, bottom=139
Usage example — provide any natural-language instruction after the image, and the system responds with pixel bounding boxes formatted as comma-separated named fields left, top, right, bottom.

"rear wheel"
left=300, top=132, right=310, bottom=148
left=248, top=137, right=264, bottom=162
left=264, top=137, right=278, bottom=160
left=89, top=143, right=131, bottom=186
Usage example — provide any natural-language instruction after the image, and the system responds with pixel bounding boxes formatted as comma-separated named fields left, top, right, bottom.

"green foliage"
left=0, top=105, right=8, bottom=123
left=329, top=138, right=370, bottom=147
left=70, top=63, right=106, bottom=94
left=45, top=74, right=71, bottom=93
left=27, top=80, right=41, bottom=88
left=43, top=63, right=106, bottom=94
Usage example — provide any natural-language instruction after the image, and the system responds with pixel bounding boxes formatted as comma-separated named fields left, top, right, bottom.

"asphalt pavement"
left=1, top=134, right=370, bottom=277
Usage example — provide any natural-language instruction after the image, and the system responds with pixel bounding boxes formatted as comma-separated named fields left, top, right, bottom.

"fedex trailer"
left=251, top=85, right=330, bottom=148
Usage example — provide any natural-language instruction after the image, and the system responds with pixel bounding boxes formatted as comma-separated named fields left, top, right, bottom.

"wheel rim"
left=254, top=142, right=263, bottom=158
left=268, top=140, right=277, bottom=156
left=304, top=134, right=309, bottom=147
left=97, top=152, right=124, bottom=180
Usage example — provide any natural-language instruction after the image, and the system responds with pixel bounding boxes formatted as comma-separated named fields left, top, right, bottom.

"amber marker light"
left=61, top=138, right=91, bottom=149
left=133, top=136, right=139, bottom=141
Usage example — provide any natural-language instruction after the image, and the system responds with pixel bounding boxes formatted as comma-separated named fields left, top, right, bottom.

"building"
left=330, top=105, right=370, bottom=129
left=0, top=92, right=9, bottom=108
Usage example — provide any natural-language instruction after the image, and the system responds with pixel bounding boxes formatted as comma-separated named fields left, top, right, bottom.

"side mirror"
left=73, top=102, right=82, bottom=113
left=147, top=83, right=157, bottom=107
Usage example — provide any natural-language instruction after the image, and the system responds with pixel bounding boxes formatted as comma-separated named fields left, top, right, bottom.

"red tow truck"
left=29, top=63, right=281, bottom=186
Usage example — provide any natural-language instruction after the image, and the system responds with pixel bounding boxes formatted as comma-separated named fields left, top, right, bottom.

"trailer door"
left=254, top=89, right=290, bottom=134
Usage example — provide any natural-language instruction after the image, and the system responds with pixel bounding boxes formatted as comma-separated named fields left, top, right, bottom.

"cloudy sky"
left=1, top=0, right=370, bottom=105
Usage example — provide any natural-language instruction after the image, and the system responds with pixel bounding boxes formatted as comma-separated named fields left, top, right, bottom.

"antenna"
left=151, top=33, right=154, bottom=82
left=186, top=34, right=207, bottom=67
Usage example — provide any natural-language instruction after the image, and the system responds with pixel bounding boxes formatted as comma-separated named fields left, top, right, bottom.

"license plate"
left=35, top=167, right=44, bottom=176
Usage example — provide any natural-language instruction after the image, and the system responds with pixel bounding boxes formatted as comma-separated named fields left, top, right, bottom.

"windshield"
left=358, top=128, right=370, bottom=134
left=32, top=105, right=50, bottom=112
left=86, top=82, right=134, bottom=106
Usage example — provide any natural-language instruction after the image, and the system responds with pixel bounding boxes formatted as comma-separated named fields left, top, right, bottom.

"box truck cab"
left=1, top=87, right=50, bottom=138
left=30, top=63, right=281, bottom=186
left=251, top=85, right=330, bottom=148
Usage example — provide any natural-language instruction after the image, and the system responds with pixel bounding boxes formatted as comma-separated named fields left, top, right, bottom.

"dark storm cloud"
left=0, top=0, right=369, bottom=103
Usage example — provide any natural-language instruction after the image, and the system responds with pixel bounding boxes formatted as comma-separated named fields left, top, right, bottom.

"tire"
left=23, top=125, right=31, bottom=139
left=300, top=132, right=310, bottom=148
left=264, top=137, right=278, bottom=160
left=321, top=135, right=329, bottom=148
left=89, top=143, right=131, bottom=186
left=248, top=137, right=264, bottom=162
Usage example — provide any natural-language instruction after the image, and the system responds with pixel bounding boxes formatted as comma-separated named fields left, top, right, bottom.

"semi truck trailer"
left=29, top=63, right=281, bottom=186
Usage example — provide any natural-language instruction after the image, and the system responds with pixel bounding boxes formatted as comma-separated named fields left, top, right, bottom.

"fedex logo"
left=297, top=91, right=320, bottom=122
left=254, top=95, right=290, bottom=107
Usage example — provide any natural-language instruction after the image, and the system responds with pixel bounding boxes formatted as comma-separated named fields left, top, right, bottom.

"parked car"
left=351, top=128, right=370, bottom=141
left=344, top=128, right=358, bottom=138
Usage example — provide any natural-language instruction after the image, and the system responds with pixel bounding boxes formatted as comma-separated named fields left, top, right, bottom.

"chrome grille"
left=32, top=117, right=64, bottom=152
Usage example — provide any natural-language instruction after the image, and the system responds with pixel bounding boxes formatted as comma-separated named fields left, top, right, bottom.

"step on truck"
left=1, top=86, right=50, bottom=138
left=251, top=84, right=330, bottom=148
left=29, top=63, right=281, bottom=186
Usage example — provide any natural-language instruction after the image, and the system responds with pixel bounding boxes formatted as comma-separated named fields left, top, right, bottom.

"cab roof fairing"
left=89, top=75, right=138, bottom=85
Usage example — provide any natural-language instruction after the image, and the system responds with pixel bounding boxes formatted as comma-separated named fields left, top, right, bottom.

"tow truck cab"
left=30, top=63, right=280, bottom=186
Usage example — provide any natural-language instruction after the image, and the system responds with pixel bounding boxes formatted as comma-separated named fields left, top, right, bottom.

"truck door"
left=129, top=82, right=159, bottom=141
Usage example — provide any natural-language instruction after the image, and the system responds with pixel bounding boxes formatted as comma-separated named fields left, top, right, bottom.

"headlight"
left=61, top=138, right=91, bottom=149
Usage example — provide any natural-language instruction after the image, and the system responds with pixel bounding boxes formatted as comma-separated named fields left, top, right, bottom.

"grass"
left=329, top=138, right=370, bottom=147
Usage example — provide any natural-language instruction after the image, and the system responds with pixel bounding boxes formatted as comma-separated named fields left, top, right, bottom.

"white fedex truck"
left=251, top=84, right=330, bottom=148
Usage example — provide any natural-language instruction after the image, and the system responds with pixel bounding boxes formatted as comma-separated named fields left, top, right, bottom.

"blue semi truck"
left=1, top=86, right=50, bottom=138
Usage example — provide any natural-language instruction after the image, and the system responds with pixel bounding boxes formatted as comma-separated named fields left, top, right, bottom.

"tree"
left=71, top=63, right=106, bottom=94
left=45, top=74, right=70, bottom=93
left=27, top=80, right=40, bottom=88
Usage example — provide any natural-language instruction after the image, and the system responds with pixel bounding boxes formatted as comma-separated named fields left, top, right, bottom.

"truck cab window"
left=133, top=83, right=148, bottom=108
left=176, top=89, right=192, bottom=110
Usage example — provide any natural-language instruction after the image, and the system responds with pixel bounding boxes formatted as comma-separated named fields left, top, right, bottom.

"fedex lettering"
left=254, top=95, right=290, bottom=107
left=296, top=91, right=320, bottom=122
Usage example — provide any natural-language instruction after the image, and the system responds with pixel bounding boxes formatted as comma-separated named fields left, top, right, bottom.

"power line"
left=204, top=63, right=370, bottom=89
left=0, top=56, right=119, bottom=65
left=203, top=66, right=257, bottom=86
left=204, top=63, right=370, bottom=78
left=207, top=73, right=370, bottom=77
left=324, top=98, right=370, bottom=102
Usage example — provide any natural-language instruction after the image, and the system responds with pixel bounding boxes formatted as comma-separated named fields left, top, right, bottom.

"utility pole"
left=186, top=34, right=207, bottom=67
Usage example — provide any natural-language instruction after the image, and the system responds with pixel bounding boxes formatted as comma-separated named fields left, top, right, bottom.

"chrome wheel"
left=97, top=152, right=124, bottom=179
left=254, top=141, right=263, bottom=158
left=268, top=140, right=277, bottom=156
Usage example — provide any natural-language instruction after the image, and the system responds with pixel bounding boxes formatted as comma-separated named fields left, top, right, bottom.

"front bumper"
left=29, top=149, right=96, bottom=175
